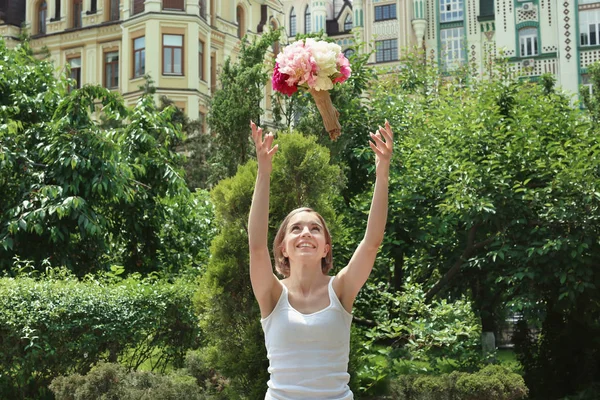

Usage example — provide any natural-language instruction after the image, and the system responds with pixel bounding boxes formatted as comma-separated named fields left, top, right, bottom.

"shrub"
left=49, top=362, right=216, bottom=400
left=0, top=271, right=202, bottom=399
left=389, top=365, right=528, bottom=400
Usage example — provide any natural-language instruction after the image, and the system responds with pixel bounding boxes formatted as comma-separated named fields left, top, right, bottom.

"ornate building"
left=0, top=0, right=285, bottom=124
left=1, top=0, right=598, bottom=121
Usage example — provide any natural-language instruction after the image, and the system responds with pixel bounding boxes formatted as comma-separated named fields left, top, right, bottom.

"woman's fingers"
left=268, top=144, right=279, bottom=156
left=370, top=131, right=386, bottom=148
left=264, top=132, right=274, bottom=150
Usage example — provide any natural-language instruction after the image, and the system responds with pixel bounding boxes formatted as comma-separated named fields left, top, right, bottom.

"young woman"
left=248, top=120, right=393, bottom=400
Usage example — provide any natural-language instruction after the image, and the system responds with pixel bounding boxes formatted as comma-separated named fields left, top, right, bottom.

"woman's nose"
left=301, top=226, right=312, bottom=236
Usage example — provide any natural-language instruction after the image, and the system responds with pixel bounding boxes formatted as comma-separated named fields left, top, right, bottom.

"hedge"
left=49, top=350, right=228, bottom=400
left=0, top=272, right=202, bottom=399
left=390, top=365, right=529, bottom=400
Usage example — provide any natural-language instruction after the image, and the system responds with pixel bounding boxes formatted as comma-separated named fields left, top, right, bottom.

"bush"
left=0, top=271, right=202, bottom=399
left=389, top=365, right=528, bottom=400
left=49, top=361, right=219, bottom=400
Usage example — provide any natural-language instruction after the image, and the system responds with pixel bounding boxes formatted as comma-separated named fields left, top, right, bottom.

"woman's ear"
left=323, top=244, right=330, bottom=257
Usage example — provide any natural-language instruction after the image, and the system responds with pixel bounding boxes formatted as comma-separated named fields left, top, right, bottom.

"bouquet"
left=272, top=38, right=352, bottom=140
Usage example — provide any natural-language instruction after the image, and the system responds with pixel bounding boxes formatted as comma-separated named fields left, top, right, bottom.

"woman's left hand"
left=369, top=120, right=394, bottom=173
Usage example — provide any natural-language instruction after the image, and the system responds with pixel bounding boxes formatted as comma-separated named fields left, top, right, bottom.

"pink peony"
left=272, top=63, right=298, bottom=96
left=333, top=53, right=352, bottom=84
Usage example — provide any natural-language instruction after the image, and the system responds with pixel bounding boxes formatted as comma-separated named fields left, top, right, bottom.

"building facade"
left=1, top=0, right=285, bottom=125
left=1, top=0, right=598, bottom=121
left=278, top=0, right=599, bottom=98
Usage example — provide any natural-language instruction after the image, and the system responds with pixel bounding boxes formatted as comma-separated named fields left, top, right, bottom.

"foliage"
left=156, top=189, right=216, bottom=276
left=0, top=39, right=211, bottom=274
left=352, top=282, right=482, bottom=393
left=207, top=30, right=280, bottom=183
left=195, top=132, right=344, bottom=399
left=389, top=364, right=528, bottom=400
left=0, top=268, right=201, bottom=399
left=337, top=51, right=600, bottom=398
left=580, top=62, right=600, bottom=122
left=49, top=358, right=226, bottom=400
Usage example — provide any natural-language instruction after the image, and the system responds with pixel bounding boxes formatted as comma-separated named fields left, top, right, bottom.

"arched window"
left=304, top=5, right=311, bottom=33
left=271, top=19, right=280, bottom=54
left=55, top=0, right=61, bottom=20
left=344, top=13, right=352, bottom=31
left=236, top=5, right=245, bottom=39
left=109, top=0, right=120, bottom=21
left=199, top=0, right=206, bottom=19
left=289, top=7, right=297, bottom=36
left=519, top=27, right=538, bottom=57
left=72, top=0, right=82, bottom=28
left=38, top=1, right=47, bottom=34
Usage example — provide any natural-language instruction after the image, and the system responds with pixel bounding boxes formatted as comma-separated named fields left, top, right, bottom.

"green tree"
left=195, top=132, right=344, bottom=399
left=0, top=39, right=200, bottom=274
left=346, top=55, right=600, bottom=397
left=207, top=30, right=280, bottom=183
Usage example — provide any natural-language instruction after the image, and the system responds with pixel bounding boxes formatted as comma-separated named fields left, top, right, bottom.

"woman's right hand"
left=251, top=121, right=278, bottom=174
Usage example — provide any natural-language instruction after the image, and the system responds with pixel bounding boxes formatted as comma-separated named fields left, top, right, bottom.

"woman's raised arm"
left=248, top=121, right=281, bottom=317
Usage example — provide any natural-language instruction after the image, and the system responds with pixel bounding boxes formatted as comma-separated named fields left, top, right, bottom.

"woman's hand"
left=251, top=121, right=278, bottom=174
left=369, top=120, right=394, bottom=175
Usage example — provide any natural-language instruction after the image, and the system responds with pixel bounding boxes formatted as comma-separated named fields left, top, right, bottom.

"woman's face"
left=281, top=211, right=330, bottom=266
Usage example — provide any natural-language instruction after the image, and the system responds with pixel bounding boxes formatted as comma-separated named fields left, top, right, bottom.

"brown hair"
left=272, top=207, right=333, bottom=278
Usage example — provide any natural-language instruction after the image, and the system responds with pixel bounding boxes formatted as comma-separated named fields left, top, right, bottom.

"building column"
left=557, top=0, right=578, bottom=95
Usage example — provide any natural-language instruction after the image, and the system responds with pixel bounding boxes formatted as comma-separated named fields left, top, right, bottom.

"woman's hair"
left=272, top=207, right=333, bottom=278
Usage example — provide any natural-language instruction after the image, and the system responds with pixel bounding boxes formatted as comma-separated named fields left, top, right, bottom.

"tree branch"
left=424, top=225, right=496, bottom=303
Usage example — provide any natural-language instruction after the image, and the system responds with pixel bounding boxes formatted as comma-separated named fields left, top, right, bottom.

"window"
left=69, top=57, right=81, bottom=91
left=55, top=0, right=61, bottom=20
left=580, top=10, right=600, bottom=46
left=163, top=0, right=184, bottom=10
left=374, top=4, right=396, bottom=21
left=237, top=6, right=245, bottom=39
left=519, top=28, right=538, bottom=56
left=305, top=5, right=311, bottom=33
left=104, top=51, right=119, bottom=88
left=199, top=0, right=206, bottom=19
left=289, top=7, right=297, bottom=36
left=582, top=74, right=593, bottom=96
left=440, top=27, right=465, bottom=70
left=375, top=39, right=398, bottom=62
left=199, top=112, right=206, bottom=133
left=344, top=48, right=355, bottom=58
left=163, top=34, right=183, bottom=75
left=133, top=36, right=145, bottom=78
left=38, top=1, right=47, bottom=34
left=110, top=0, right=119, bottom=21
left=72, top=0, right=82, bottom=28
left=344, top=14, right=352, bottom=31
left=440, top=0, right=463, bottom=22
left=271, top=20, right=280, bottom=54
left=199, top=40, right=205, bottom=80
left=132, top=0, right=144, bottom=15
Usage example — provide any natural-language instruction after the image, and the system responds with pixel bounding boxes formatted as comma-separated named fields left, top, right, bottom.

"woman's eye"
left=291, top=226, right=300, bottom=232
left=312, top=227, right=321, bottom=232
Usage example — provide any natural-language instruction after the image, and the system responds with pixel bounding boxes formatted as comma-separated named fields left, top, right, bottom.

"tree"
left=345, top=55, right=600, bottom=397
left=207, top=30, right=280, bottom=183
left=195, top=132, right=344, bottom=399
left=0, top=39, right=205, bottom=275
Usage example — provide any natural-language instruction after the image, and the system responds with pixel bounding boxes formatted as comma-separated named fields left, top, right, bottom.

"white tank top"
left=260, top=276, right=354, bottom=400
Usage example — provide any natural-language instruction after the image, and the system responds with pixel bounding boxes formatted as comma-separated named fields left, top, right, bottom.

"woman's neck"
left=287, top=263, right=328, bottom=294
